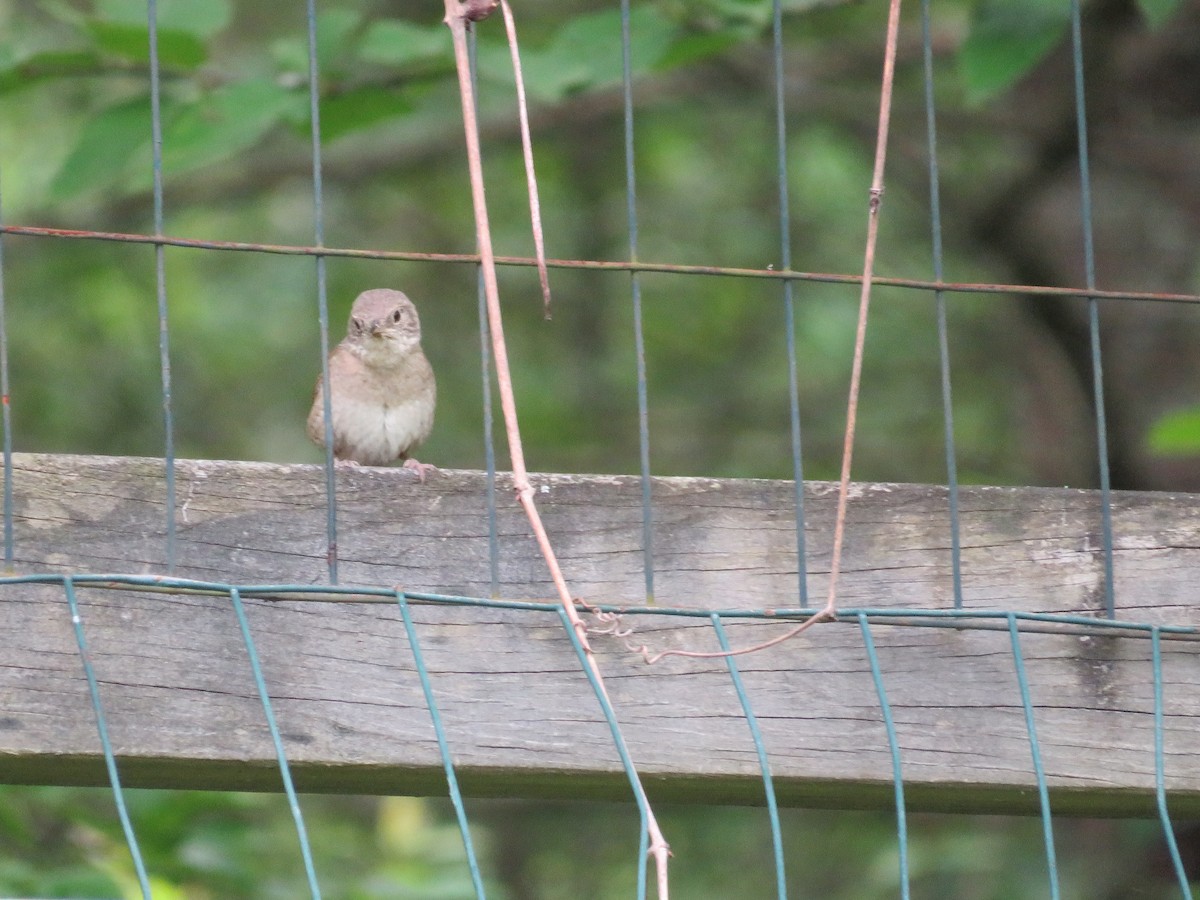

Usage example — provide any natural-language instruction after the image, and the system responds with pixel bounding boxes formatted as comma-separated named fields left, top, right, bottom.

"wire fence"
left=0, top=0, right=1198, bottom=897
left=10, top=572, right=1200, bottom=899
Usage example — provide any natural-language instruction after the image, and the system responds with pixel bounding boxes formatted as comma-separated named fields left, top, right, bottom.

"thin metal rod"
left=469, top=33, right=500, bottom=597
left=622, top=0, right=655, bottom=603
left=306, top=0, right=338, bottom=584
left=773, top=0, right=809, bottom=608
left=228, top=588, right=322, bottom=899
left=1008, top=615, right=1060, bottom=899
left=558, top=604, right=652, bottom=899
left=1069, top=0, right=1114, bottom=618
left=63, top=577, right=153, bottom=899
left=395, top=592, right=486, bottom=898
left=1151, top=629, right=1193, bottom=898
left=712, top=615, right=788, bottom=899
left=10, top=572, right=1199, bottom=639
left=859, top=613, right=909, bottom=900
left=0, top=168, right=12, bottom=567
left=146, top=0, right=176, bottom=571
left=479, top=271, right=500, bottom=596
left=4, top=223, right=1200, bottom=306
left=920, top=0, right=963, bottom=609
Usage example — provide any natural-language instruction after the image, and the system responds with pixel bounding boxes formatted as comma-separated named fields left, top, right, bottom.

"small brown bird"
left=307, top=289, right=436, bottom=477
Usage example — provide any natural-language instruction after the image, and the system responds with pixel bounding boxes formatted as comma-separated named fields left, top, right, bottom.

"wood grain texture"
left=1, top=453, right=1198, bottom=814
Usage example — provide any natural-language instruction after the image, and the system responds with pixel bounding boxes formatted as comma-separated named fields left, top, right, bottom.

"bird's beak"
left=368, top=321, right=383, bottom=336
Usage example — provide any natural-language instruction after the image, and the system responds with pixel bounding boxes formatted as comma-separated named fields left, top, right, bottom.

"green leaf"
left=162, top=78, right=305, bottom=175
left=268, top=35, right=308, bottom=77
left=85, top=21, right=207, bottom=68
left=315, top=8, right=364, bottom=71
left=0, top=48, right=104, bottom=95
left=692, top=0, right=773, bottom=31
left=49, top=96, right=154, bottom=201
left=1147, top=408, right=1200, bottom=455
left=358, top=19, right=448, bottom=66
left=96, top=0, right=233, bottom=38
left=1136, top=0, right=1182, bottom=27
left=320, top=84, right=413, bottom=142
left=658, top=30, right=743, bottom=69
left=70, top=0, right=231, bottom=68
left=269, top=9, right=366, bottom=80
left=36, top=0, right=88, bottom=28
left=959, top=0, right=1069, bottom=104
left=481, top=4, right=681, bottom=103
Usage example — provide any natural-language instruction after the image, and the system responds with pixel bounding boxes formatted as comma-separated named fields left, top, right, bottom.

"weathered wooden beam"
left=1, top=453, right=1198, bottom=815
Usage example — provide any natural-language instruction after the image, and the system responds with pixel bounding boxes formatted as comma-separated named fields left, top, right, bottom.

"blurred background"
left=1, top=0, right=1199, bottom=895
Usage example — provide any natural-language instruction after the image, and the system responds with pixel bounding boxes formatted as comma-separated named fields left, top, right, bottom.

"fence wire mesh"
left=0, top=0, right=1198, bottom=897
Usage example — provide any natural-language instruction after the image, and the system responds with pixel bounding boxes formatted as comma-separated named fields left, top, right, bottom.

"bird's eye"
left=352, top=317, right=364, bottom=332
left=392, top=309, right=402, bottom=323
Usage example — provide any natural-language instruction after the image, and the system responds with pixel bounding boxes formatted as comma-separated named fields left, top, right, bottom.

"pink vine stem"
left=440, top=1, right=671, bottom=893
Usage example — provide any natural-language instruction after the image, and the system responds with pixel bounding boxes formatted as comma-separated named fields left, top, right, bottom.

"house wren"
left=307, top=289, right=436, bottom=476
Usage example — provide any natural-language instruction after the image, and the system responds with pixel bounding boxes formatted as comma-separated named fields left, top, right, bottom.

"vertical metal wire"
left=146, top=0, right=176, bottom=572
left=555, top=605, right=650, bottom=899
left=228, top=587, right=322, bottom=899
left=469, top=31, right=500, bottom=597
left=306, top=0, right=338, bottom=584
left=1069, top=0, right=1115, bottom=618
left=1151, top=628, right=1193, bottom=898
left=621, top=0, right=655, bottom=604
left=63, top=577, right=152, bottom=899
left=772, top=0, right=809, bottom=608
left=711, top=616, right=787, bottom=899
left=1007, top=615, right=1060, bottom=899
left=394, top=592, right=487, bottom=898
left=920, top=0, right=963, bottom=609
left=479, top=273, right=500, bottom=596
left=858, top=614, right=909, bottom=899
left=0, top=171, right=12, bottom=567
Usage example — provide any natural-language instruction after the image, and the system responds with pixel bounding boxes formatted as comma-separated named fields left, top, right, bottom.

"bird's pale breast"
left=307, top=347, right=436, bottom=466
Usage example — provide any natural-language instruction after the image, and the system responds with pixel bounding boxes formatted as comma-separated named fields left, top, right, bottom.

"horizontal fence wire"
left=29, top=579, right=1200, bottom=647
left=11, top=572, right=1198, bottom=638
left=2, top=222, right=1198, bottom=306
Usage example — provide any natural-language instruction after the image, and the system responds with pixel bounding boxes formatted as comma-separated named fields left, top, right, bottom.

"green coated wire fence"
left=11, top=572, right=1200, bottom=898
left=1, top=0, right=1199, bottom=897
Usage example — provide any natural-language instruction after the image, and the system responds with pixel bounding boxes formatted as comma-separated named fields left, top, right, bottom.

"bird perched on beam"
left=307, top=288, right=436, bottom=478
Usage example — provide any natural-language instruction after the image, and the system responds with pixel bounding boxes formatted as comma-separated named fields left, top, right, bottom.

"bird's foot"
left=402, top=458, right=437, bottom=483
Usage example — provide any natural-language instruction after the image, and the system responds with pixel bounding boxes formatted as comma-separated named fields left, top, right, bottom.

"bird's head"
left=346, top=288, right=423, bottom=361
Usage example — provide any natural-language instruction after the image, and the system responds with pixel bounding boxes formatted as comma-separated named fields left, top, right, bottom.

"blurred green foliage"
left=1, top=787, right=1193, bottom=898
left=1148, top=407, right=1200, bottom=455
left=0, top=0, right=1196, bottom=896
